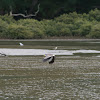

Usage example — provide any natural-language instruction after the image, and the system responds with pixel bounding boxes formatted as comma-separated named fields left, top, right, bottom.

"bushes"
left=41, top=20, right=72, bottom=37
left=72, top=20, right=92, bottom=36
left=55, top=12, right=83, bottom=24
left=17, top=19, right=45, bottom=38
left=6, top=24, right=33, bottom=39
left=55, top=9, right=100, bottom=38
left=0, top=14, right=16, bottom=24
left=0, top=19, right=8, bottom=38
left=89, top=9, right=100, bottom=21
left=0, top=9, right=100, bottom=39
left=87, top=23, right=100, bottom=38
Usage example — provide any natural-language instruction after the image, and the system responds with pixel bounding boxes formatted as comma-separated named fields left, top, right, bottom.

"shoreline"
left=0, top=39, right=100, bottom=41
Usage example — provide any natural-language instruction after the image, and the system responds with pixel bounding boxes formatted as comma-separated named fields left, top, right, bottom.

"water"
left=0, top=39, right=100, bottom=100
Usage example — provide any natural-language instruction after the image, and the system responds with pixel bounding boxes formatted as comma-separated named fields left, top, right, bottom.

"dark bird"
left=43, top=54, right=55, bottom=64
left=0, top=53, right=6, bottom=56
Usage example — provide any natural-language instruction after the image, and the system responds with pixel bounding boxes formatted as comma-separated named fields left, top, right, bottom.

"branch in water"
left=10, top=4, right=40, bottom=17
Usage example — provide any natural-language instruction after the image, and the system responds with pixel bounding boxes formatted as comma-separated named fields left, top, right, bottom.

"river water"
left=0, top=39, right=100, bottom=100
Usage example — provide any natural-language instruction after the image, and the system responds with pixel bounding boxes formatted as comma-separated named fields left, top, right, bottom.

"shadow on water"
left=0, top=39, right=100, bottom=100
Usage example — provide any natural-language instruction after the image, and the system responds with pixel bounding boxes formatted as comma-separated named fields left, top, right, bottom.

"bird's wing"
left=49, top=56, right=55, bottom=64
left=43, top=56, right=52, bottom=62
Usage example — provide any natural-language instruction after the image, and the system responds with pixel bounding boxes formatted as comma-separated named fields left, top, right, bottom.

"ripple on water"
left=0, top=54, right=100, bottom=99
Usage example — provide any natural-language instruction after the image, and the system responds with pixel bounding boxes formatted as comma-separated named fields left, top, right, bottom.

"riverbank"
left=0, top=38, right=100, bottom=41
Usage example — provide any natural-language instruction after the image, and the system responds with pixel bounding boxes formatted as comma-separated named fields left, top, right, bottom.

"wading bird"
left=54, top=47, right=57, bottom=50
left=19, top=42, right=24, bottom=46
left=43, top=54, right=55, bottom=64
left=0, top=53, right=6, bottom=56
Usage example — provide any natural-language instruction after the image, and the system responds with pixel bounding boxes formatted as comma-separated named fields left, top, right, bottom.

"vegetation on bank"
left=0, top=9, right=100, bottom=39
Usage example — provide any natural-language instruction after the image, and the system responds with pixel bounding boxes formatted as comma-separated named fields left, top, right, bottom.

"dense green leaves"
left=88, top=24, right=100, bottom=38
left=0, top=9, right=100, bottom=39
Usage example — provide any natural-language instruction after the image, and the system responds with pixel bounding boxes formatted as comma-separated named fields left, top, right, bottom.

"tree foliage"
left=0, top=9, right=100, bottom=39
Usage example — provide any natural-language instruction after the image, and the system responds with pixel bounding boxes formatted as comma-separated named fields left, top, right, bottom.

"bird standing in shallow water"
left=19, top=42, right=24, bottom=46
left=43, top=54, right=55, bottom=64
left=54, top=47, right=57, bottom=50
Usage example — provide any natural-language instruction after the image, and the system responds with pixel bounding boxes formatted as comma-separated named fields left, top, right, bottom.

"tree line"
left=0, top=9, right=100, bottom=39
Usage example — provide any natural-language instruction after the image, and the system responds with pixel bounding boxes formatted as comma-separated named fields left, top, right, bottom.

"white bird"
left=54, top=47, right=57, bottom=50
left=19, top=42, right=24, bottom=46
left=43, top=54, right=55, bottom=64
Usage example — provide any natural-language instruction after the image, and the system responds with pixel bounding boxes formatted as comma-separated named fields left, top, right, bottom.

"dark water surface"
left=0, top=39, right=100, bottom=100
